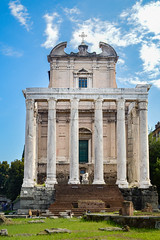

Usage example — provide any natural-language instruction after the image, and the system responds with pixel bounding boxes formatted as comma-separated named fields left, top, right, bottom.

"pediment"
left=78, top=68, right=88, bottom=73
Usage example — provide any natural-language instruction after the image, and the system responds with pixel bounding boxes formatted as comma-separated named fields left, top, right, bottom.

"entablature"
left=23, top=84, right=150, bottom=102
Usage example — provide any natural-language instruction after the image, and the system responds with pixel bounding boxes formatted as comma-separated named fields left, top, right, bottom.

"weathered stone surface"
left=68, top=98, right=80, bottom=184
left=78, top=200, right=105, bottom=209
left=86, top=214, right=160, bottom=228
left=155, top=221, right=160, bottom=229
left=49, top=216, right=59, bottom=219
left=45, top=99, right=57, bottom=187
left=15, top=233, right=35, bottom=236
left=120, top=186, right=158, bottom=210
left=120, top=201, right=134, bottom=216
left=99, top=227, right=122, bottom=231
left=20, top=186, right=55, bottom=211
left=93, top=99, right=105, bottom=184
left=45, top=228, right=71, bottom=234
left=0, top=215, right=13, bottom=225
left=142, top=203, right=153, bottom=212
left=28, top=220, right=45, bottom=223
left=0, top=229, right=8, bottom=236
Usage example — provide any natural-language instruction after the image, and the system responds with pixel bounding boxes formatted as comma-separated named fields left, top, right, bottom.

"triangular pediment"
left=78, top=68, right=88, bottom=73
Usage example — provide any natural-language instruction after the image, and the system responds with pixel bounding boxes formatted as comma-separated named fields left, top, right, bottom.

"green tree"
left=149, top=134, right=160, bottom=202
left=5, top=159, right=24, bottom=201
left=0, top=161, right=9, bottom=194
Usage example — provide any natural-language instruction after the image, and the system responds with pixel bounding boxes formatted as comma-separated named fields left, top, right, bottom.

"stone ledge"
left=85, top=214, right=160, bottom=228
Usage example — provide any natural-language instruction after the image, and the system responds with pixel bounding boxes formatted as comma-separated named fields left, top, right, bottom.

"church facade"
left=20, top=40, right=158, bottom=212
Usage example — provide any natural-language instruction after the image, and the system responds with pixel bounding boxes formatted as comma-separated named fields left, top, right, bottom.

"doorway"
left=79, top=140, right=88, bottom=163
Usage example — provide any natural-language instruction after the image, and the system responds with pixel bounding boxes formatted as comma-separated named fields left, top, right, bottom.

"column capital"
left=116, top=98, right=125, bottom=107
left=95, top=98, right=103, bottom=110
left=70, top=98, right=79, bottom=110
left=25, top=99, right=34, bottom=110
left=95, top=98, right=103, bottom=102
left=48, top=98, right=57, bottom=109
left=70, top=98, right=79, bottom=103
left=138, top=100, right=148, bottom=110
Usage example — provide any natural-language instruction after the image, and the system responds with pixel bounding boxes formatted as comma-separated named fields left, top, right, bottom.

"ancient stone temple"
left=20, top=39, right=158, bottom=213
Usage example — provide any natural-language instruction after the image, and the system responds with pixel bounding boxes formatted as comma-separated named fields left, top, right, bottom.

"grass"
left=0, top=217, right=160, bottom=240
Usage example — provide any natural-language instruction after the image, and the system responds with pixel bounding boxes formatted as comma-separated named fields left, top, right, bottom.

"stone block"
left=155, top=221, right=160, bottom=229
left=0, top=229, right=8, bottom=236
left=78, top=200, right=105, bottom=209
left=45, top=228, right=71, bottom=234
left=120, top=201, right=134, bottom=216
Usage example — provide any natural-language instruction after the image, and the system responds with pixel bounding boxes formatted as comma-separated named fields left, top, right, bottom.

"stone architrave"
left=45, top=99, right=57, bottom=187
left=22, top=99, right=36, bottom=187
left=139, top=100, right=151, bottom=188
left=93, top=98, right=105, bottom=184
left=116, top=99, right=128, bottom=188
left=68, top=98, right=80, bottom=184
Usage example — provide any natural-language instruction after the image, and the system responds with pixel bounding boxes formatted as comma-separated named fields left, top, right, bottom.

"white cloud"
left=121, top=1, right=160, bottom=35
left=70, top=18, right=141, bottom=52
left=118, top=76, right=148, bottom=86
left=9, top=0, right=31, bottom=31
left=151, top=79, right=160, bottom=89
left=117, top=58, right=125, bottom=65
left=140, top=43, right=160, bottom=72
left=41, top=13, right=62, bottom=49
left=64, top=7, right=80, bottom=15
left=0, top=43, right=22, bottom=57
left=63, top=7, right=80, bottom=22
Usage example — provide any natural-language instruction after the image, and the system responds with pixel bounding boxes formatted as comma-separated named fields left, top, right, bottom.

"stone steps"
left=48, top=184, right=124, bottom=216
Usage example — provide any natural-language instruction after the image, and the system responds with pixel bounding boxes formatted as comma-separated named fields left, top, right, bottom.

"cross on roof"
left=79, top=32, right=87, bottom=44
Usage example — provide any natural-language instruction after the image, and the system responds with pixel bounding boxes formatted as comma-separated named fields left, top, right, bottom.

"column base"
left=116, top=179, right=128, bottom=188
left=93, top=180, right=105, bottom=185
left=68, top=179, right=80, bottom=184
left=139, top=180, right=152, bottom=189
left=45, top=178, right=57, bottom=188
left=22, top=179, right=35, bottom=188
left=129, top=181, right=139, bottom=188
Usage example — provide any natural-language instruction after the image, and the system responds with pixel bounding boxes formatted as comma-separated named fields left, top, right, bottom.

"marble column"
left=22, top=99, right=36, bottom=188
left=116, top=99, right=128, bottom=188
left=93, top=98, right=105, bottom=184
left=45, top=99, right=57, bottom=187
left=139, top=100, right=151, bottom=188
left=68, top=98, right=80, bottom=184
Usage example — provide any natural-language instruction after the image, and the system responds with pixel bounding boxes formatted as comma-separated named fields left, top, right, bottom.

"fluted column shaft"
left=93, top=99, right=105, bottom=184
left=139, top=100, right=151, bottom=188
left=45, top=99, right=57, bottom=187
left=116, top=99, right=128, bottom=188
left=68, top=98, right=80, bottom=184
left=22, top=99, right=36, bottom=187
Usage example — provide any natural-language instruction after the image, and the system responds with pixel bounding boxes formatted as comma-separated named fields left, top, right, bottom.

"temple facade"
left=21, top=40, right=152, bottom=192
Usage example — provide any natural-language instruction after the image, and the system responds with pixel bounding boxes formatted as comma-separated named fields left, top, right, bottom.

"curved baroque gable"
left=50, top=42, right=67, bottom=56
left=99, top=42, right=118, bottom=60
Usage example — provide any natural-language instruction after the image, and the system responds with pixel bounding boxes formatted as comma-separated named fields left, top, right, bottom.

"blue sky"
left=0, top=0, right=160, bottom=163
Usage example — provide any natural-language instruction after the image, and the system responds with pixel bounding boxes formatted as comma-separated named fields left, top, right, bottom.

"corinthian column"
left=68, top=98, right=80, bottom=184
left=22, top=99, right=36, bottom=188
left=93, top=98, right=105, bottom=184
left=45, top=99, right=57, bottom=187
left=139, top=100, right=151, bottom=188
left=116, top=99, right=128, bottom=188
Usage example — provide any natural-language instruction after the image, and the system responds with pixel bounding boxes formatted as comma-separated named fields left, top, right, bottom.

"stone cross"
left=79, top=32, right=87, bottom=44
